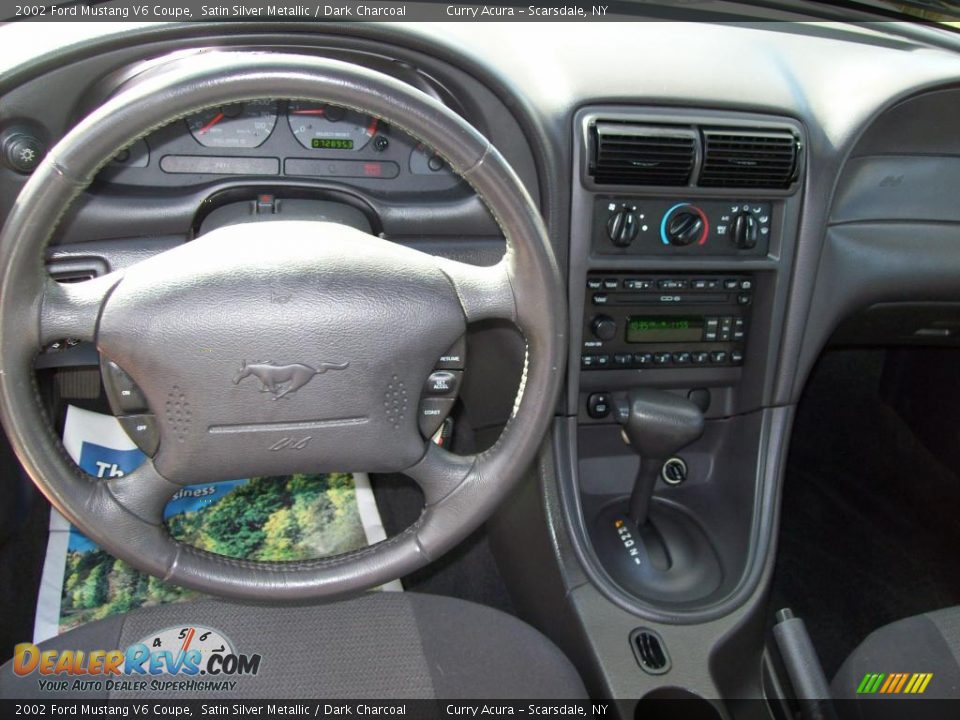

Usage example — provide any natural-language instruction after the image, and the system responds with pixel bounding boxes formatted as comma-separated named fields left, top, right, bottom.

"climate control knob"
left=665, top=211, right=705, bottom=246
left=591, top=315, right=617, bottom=342
left=730, top=211, right=758, bottom=249
left=607, top=208, right=639, bottom=248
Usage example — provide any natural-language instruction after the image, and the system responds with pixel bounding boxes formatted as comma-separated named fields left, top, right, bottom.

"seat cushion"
left=1, top=592, right=586, bottom=699
left=832, top=607, right=960, bottom=717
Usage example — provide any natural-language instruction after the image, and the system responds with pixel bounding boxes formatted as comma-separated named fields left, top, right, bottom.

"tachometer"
left=287, top=102, right=382, bottom=151
left=186, top=100, right=279, bottom=148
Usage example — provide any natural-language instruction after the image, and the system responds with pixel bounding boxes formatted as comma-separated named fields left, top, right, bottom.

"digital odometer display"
left=626, top=316, right=704, bottom=343
left=311, top=138, right=355, bottom=150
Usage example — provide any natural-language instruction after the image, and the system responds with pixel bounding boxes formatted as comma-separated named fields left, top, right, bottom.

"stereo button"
left=710, top=351, right=728, bottom=364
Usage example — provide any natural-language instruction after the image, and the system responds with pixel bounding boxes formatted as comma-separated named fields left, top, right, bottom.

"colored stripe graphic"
left=857, top=672, right=932, bottom=694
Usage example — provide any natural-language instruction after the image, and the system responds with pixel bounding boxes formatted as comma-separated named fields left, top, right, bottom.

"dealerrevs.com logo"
left=11, top=625, right=262, bottom=693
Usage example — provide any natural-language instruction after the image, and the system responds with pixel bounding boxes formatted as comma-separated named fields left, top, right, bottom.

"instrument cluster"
left=99, top=98, right=461, bottom=192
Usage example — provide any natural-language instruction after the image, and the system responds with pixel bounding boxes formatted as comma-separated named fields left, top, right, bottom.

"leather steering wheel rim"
left=0, top=52, right=565, bottom=601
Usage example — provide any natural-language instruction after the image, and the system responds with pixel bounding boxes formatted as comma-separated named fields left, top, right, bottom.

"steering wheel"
left=0, top=53, right=564, bottom=600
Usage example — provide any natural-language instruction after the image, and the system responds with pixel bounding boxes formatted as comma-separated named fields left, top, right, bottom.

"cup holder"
left=634, top=688, right=723, bottom=720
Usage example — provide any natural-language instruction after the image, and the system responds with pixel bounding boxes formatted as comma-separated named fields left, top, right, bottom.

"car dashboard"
left=3, top=17, right=960, bottom=713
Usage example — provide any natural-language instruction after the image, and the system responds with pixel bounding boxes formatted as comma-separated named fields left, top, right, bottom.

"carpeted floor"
left=770, top=350, right=960, bottom=678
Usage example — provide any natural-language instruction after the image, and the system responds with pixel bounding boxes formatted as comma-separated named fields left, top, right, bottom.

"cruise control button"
left=418, top=397, right=456, bottom=438
left=103, top=359, right=148, bottom=413
left=425, top=370, right=461, bottom=396
left=118, top=415, right=159, bottom=456
left=436, top=336, right=466, bottom=370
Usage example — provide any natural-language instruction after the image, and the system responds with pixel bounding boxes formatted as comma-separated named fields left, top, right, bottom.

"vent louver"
left=591, top=122, right=696, bottom=187
left=699, top=128, right=799, bottom=189
left=631, top=628, right=671, bottom=675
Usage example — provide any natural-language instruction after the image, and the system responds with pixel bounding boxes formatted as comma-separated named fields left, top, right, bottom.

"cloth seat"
left=831, top=606, right=960, bottom=718
left=1, top=591, right=586, bottom=699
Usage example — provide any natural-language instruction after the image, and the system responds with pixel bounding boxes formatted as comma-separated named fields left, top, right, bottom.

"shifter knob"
left=613, top=388, right=704, bottom=526
left=614, top=388, right=705, bottom=457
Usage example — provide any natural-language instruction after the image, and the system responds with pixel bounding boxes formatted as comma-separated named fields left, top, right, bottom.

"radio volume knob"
left=731, top=211, right=758, bottom=249
left=607, top=208, right=639, bottom=247
left=591, top=315, right=617, bottom=341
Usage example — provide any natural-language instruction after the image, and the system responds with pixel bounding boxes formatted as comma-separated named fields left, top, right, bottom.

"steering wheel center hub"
left=97, top=220, right=466, bottom=483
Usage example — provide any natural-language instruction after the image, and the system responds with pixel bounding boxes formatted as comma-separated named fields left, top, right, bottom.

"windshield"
left=821, top=0, right=960, bottom=25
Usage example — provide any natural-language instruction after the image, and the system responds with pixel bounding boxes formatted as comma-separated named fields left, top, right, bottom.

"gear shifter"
left=591, top=388, right=721, bottom=604
left=613, top=388, right=705, bottom=527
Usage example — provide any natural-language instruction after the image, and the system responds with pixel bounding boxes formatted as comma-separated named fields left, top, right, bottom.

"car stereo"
left=581, top=273, right=752, bottom=369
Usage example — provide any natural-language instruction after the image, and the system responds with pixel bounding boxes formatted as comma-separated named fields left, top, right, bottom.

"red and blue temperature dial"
left=661, top=203, right=710, bottom=247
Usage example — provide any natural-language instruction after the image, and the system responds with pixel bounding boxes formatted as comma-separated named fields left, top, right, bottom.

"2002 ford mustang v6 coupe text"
left=2, top=5, right=960, bottom=718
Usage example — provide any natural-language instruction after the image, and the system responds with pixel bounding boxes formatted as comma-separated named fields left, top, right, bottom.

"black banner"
left=2, top=0, right=957, bottom=24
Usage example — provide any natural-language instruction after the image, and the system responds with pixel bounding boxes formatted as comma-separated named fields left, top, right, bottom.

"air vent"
left=630, top=628, right=671, bottom=675
left=699, top=128, right=800, bottom=189
left=591, top=122, right=696, bottom=186
left=46, top=258, right=107, bottom=283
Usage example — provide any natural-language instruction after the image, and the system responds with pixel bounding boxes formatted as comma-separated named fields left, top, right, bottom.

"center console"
left=525, top=106, right=807, bottom=706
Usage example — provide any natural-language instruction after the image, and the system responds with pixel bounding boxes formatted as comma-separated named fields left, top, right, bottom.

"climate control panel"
left=581, top=273, right=753, bottom=370
left=594, top=198, right=772, bottom=256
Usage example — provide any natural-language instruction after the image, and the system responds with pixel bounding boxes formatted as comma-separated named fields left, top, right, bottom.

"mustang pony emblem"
left=233, top=360, right=349, bottom=399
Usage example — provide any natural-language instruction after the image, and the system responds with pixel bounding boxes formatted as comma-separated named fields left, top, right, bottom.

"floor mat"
left=771, top=351, right=960, bottom=678
left=34, top=406, right=399, bottom=642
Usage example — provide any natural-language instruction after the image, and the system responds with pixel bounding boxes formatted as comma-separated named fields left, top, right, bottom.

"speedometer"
left=287, top=102, right=381, bottom=151
left=186, top=100, right=279, bottom=148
